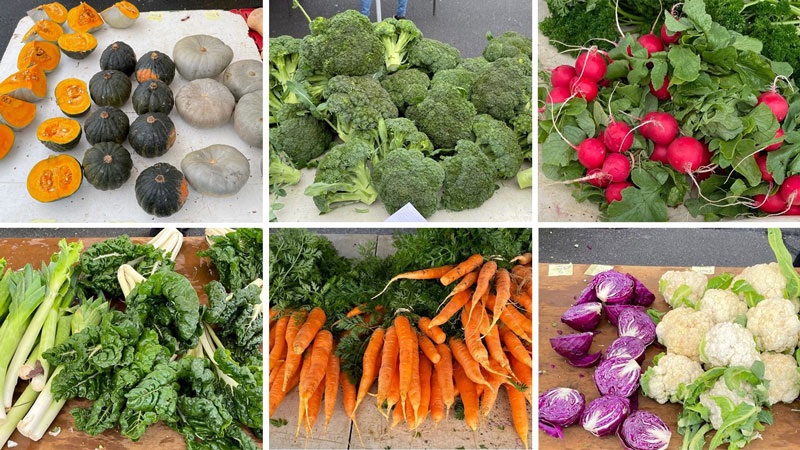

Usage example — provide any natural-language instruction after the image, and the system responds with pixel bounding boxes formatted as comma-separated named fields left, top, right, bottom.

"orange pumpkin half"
left=54, top=78, right=90, bottom=117
left=101, top=1, right=139, bottom=29
left=17, top=40, right=61, bottom=72
left=22, top=20, right=63, bottom=43
left=0, top=95, right=37, bottom=130
left=27, top=154, right=82, bottom=202
left=67, top=2, right=104, bottom=33
left=27, top=2, right=68, bottom=23
left=0, top=65, right=48, bottom=102
left=0, top=124, right=15, bottom=160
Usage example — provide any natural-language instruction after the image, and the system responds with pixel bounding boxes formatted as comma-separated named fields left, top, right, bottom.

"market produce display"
left=269, top=1, right=532, bottom=221
left=0, top=228, right=263, bottom=449
left=539, top=0, right=800, bottom=221
left=269, top=229, right=532, bottom=448
left=539, top=228, right=800, bottom=449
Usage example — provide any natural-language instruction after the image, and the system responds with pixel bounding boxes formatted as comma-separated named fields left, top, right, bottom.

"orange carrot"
left=346, top=304, right=366, bottom=318
left=418, top=333, right=441, bottom=364
left=299, top=331, right=333, bottom=418
left=373, top=264, right=455, bottom=298
left=269, top=360, right=283, bottom=387
left=296, top=352, right=313, bottom=438
left=447, top=270, right=479, bottom=300
left=323, top=354, right=340, bottom=433
left=268, top=315, right=290, bottom=368
left=491, top=268, right=511, bottom=329
left=470, top=260, right=497, bottom=305
left=281, top=310, right=307, bottom=390
left=453, top=361, right=479, bottom=431
left=407, top=331, right=421, bottom=420
left=485, top=323, right=510, bottom=370
left=292, top=307, right=326, bottom=355
left=418, top=316, right=446, bottom=344
left=509, top=352, right=532, bottom=404
left=416, top=350, right=432, bottom=428
left=269, top=359, right=300, bottom=417
left=506, top=383, right=530, bottom=449
left=429, top=366, right=445, bottom=427
left=511, top=290, right=532, bottom=317
left=269, top=307, right=279, bottom=322
left=341, top=369, right=363, bottom=444
left=394, top=315, right=415, bottom=415
left=461, top=308, right=490, bottom=368
left=510, top=252, right=532, bottom=265
left=391, top=396, right=405, bottom=429
left=429, top=289, right=472, bottom=329
left=440, top=253, right=484, bottom=285
left=435, top=343, right=455, bottom=418
left=479, top=368, right=505, bottom=417
left=305, top=373, right=326, bottom=437
left=376, top=326, right=399, bottom=409
left=269, top=319, right=277, bottom=352
left=500, top=327, right=532, bottom=367
left=449, top=337, right=492, bottom=391
left=355, top=327, right=385, bottom=412
left=386, top=353, right=401, bottom=413
left=405, top=389, right=417, bottom=430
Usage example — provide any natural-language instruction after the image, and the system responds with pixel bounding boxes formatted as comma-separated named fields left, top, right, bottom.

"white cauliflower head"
left=761, top=352, right=800, bottom=405
left=746, top=298, right=800, bottom=353
left=700, top=322, right=761, bottom=368
left=641, top=353, right=705, bottom=404
left=699, top=377, right=754, bottom=429
left=699, top=289, right=747, bottom=324
left=659, top=270, right=708, bottom=308
left=733, top=263, right=786, bottom=300
left=656, top=308, right=714, bottom=361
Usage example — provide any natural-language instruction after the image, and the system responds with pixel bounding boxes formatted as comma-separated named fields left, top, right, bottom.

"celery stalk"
left=30, top=307, right=60, bottom=391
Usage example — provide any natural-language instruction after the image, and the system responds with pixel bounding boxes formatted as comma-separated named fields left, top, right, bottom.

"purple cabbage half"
left=630, top=275, right=656, bottom=307
left=618, top=410, right=671, bottom=450
left=539, top=387, right=586, bottom=428
left=539, top=419, right=564, bottom=439
left=604, top=304, right=645, bottom=327
left=561, top=302, right=603, bottom=331
left=617, top=308, right=657, bottom=346
left=566, top=351, right=603, bottom=368
left=550, top=332, right=594, bottom=359
left=605, top=336, right=646, bottom=364
left=594, top=357, right=641, bottom=398
left=581, top=395, right=631, bottom=437
left=594, top=270, right=635, bottom=304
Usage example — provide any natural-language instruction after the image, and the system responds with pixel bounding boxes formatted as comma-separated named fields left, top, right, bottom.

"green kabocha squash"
left=99, top=41, right=136, bottom=76
left=135, top=51, right=176, bottom=84
left=84, top=106, right=129, bottom=144
left=131, top=79, right=173, bottom=115
left=82, top=141, right=132, bottom=190
left=89, top=69, right=131, bottom=107
left=233, top=90, right=262, bottom=147
left=180, top=144, right=250, bottom=197
left=135, top=162, right=188, bottom=217
left=36, top=117, right=81, bottom=152
left=128, top=112, right=176, bottom=157
left=221, top=59, right=262, bottom=101
left=172, top=34, right=233, bottom=81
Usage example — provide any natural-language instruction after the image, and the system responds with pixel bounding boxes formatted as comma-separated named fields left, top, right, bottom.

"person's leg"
left=361, top=0, right=372, bottom=16
left=396, top=0, right=407, bottom=18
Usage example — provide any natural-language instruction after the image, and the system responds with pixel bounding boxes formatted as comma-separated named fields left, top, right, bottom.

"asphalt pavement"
left=269, top=0, right=533, bottom=58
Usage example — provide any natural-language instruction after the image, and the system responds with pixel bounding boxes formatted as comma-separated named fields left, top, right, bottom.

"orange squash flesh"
left=0, top=65, right=47, bottom=102
left=17, top=41, right=61, bottom=72
left=27, top=154, right=82, bottom=202
left=67, top=2, right=104, bottom=33
left=22, top=20, right=64, bottom=43
left=28, top=3, right=68, bottom=23
left=0, top=124, right=14, bottom=160
left=36, top=117, right=81, bottom=151
left=0, top=95, right=37, bottom=130
left=57, top=32, right=97, bottom=59
left=54, top=78, right=90, bottom=117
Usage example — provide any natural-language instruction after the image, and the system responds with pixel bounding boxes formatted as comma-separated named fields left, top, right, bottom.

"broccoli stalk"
left=374, top=18, right=422, bottom=72
left=304, top=140, right=378, bottom=213
left=269, top=147, right=302, bottom=187
left=516, top=167, right=532, bottom=189
left=269, top=35, right=303, bottom=106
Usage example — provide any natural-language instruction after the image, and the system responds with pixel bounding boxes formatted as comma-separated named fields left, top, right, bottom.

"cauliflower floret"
left=659, top=270, right=708, bottom=308
left=700, top=322, right=760, bottom=368
left=733, top=263, right=786, bottom=300
left=699, top=377, right=754, bottom=429
left=641, top=353, right=704, bottom=404
left=746, top=298, right=800, bottom=352
left=698, top=289, right=747, bottom=324
left=761, top=352, right=800, bottom=405
left=655, top=308, right=714, bottom=361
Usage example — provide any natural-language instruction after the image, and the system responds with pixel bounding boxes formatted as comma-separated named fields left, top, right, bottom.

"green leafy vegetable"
left=199, top=228, right=263, bottom=292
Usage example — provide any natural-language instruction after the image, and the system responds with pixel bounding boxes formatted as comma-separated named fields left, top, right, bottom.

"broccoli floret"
left=271, top=103, right=334, bottom=168
left=351, top=117, right=434, bottom=163
left=303, top=139, right=378, bottom=213
left=458, top=57, right=490, bottom=73
left=300, top=9, right=384, bottom=76
left=430, top=68, right=477, bottom=95
left=380, top=68, right=430, bottom=113
left=269, top=35, right=302, bottom=89
left=473, top=114, right=524, bottom=179
left=374, top=18, right=423, bottom=72
left=372, top=148, right=444, bottom=218
left=482, top=31, right=532, bottom=62
left=470, top=56, right=532, bottom=123
left=440, top=140, right=498, bottom=211
left=320, top=75, right=399, bottom=142
left=511, top=106, right=533, bottom=157
left=406, top=84, right=476, bottom=149
left=407, top=38, right=461, bottom=74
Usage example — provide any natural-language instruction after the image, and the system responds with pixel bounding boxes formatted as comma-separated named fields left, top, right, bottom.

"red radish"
left=577, top=138, right=607, bottom=169
left=603, top=121, right=634, bottom=153
left=757, top=91, right=789, bottom=122
left=755, top=154, right=774, bottom=182
left=575, top=49, right=607, bottom=82
left=602, top=153, right=631, bottom=182
left=779, top=174, right=800, bottom=205
left=570, top=77, right=599, bottom=102
left=546, top=86, right=572, bottom=104
left=586, top=168, right=612, bottom=188
left=637, top=34, right=665, bottom=56
left=605, top=181, right=634, bottom=203
left=551, top=65, right=577, bottom=88
left=649, top=76, right=671, bottom=100
left=765, top=128, right=784, bottom=151
left=754, top=193, right=787, bottom=214
left=639, top=112, right=679, bottom=145
left=660, top=23, right=681, bottom=45
left=667, top=136, right=710, bottom=173
left=785, top=205, right=800, bottom=215
left=650, top=143, right=670, bottom=164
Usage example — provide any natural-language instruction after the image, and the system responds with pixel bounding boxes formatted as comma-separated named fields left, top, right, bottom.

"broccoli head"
left=470, top=56, right=532, bottom=122
left=300, top=10, right=384, bottom=76
left=374, top=18, right=423, bottom=72
left=482, top=31, right=532, bottom=62
left=269, top=35, right=302, bottom=87
left=380, top=68, right=430, bottom=113
left=405, top=84, right=476, bottom=149
left=440, top=140, right=498, bottom=211
left=303, top=139, right=378, bottom=213
left=473, top=114, right=524, bottom=179
left=271, top=103, right=334, bottom=168
left=320, top=75, right=399, bottom=142
left=430, top=68, right=477, bottom=96
left=458, top=57, right=490, bottom=73
left=407, top=38, right=462, bottom=74
left=372, top=148, right=444, bottom=218
left=358, top=117, right=434, bottom=162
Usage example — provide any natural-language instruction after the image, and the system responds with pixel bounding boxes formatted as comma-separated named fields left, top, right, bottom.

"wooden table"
left=538, top=263, right=800, bottom=450
left=2, top=235, right=262, bottom=450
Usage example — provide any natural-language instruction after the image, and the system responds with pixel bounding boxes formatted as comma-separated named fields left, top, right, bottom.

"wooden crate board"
left=538, top=263, right=799, bottom=450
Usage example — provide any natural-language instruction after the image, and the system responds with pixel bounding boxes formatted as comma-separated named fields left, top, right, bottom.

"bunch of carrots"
left=268, top=251, right=533, bottom=448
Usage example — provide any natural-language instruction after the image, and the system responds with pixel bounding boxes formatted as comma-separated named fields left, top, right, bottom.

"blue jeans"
left=361, top=0, right=408, bottom=18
